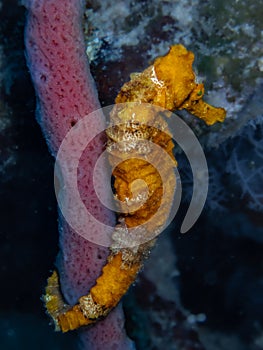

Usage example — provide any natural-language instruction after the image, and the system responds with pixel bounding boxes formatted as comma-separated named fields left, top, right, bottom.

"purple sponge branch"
left=24, top=0, right=135, bottom=348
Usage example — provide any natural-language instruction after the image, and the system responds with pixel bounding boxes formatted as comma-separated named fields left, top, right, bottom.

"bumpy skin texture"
left=45, top=44, right=226, bottom=333
left=107, top=103, right=176, bottom=228
left=24, top=0, right=135, bottom=349
left=109, top=44, right=226, bottom=244
left=116, top=45, right=226, bottom=124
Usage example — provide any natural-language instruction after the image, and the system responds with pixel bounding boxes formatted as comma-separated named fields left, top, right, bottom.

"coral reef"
left=226, top=123, right=263, bottom=212
left=84, top=0, right=262, bottom=146
left=0, top=0, right=262, bottom=349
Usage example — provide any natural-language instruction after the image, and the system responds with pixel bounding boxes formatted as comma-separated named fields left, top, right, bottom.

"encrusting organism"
left=44, top=44, right=226, bottom=332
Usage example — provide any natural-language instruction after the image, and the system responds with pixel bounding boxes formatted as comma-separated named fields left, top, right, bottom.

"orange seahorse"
left=44, top=44, right=226, bottom=332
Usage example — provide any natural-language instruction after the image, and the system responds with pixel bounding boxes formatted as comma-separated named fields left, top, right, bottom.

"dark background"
left=0, top=1, right=262, bottom=349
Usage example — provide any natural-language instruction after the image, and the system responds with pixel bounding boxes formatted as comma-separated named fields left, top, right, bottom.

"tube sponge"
left=24, top=0, right=135, bottom=348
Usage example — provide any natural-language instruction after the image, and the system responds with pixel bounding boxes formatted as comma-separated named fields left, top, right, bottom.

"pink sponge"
left=24, top=0, right=100, bottom=154
left=24, top=0, right=135, bottom=348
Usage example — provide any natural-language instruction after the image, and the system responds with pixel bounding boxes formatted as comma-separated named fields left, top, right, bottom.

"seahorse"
left=44, top=44, right=226, bottom=332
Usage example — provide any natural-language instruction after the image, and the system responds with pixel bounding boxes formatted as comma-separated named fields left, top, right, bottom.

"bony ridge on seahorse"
left=44, top=44, right=226, bottom=332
